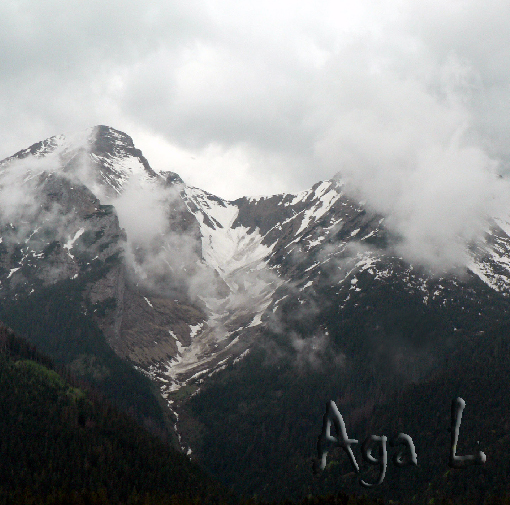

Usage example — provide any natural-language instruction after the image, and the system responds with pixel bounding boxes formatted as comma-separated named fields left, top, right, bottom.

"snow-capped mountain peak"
left=3, top=126, right=510, bottom=459
left=0, top=125, right=159, bottom=197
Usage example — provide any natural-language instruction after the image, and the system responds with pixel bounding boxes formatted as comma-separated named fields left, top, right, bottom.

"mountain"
left=1, top=125, right=510, bottom=503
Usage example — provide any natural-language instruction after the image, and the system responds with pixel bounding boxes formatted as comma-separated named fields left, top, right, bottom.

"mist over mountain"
left=2, top=125, right=510, bottom=503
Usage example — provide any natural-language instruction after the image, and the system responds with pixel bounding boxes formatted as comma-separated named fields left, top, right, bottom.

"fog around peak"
left=2, top=0, right=510, bottom=271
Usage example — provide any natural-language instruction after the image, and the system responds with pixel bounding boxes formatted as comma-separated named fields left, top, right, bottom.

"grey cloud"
left=0, top=0, right=206, bottom=75
left=313, top=46, right=510, bottom=272
left=0, top=0, right=208, bottom=159
left=3, top=0, right=510, bottom=272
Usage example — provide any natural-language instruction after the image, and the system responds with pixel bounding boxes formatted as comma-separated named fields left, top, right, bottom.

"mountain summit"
left=1, top=126, right=510, bottom=501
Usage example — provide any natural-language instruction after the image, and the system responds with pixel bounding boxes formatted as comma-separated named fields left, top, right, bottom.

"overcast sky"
left=1, top=0, right=510, bottom=204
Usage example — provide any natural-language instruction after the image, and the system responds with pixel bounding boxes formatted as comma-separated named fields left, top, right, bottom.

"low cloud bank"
left=315, top=53, right=510, bottom=273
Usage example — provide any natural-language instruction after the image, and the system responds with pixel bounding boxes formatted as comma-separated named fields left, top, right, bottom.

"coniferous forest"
left=3, top=318, right=510, bottom=505
left=0, top=322, right=390, bottom=505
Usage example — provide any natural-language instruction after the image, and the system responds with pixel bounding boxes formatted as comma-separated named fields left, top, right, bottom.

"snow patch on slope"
left=63, top=228, right=85, bottom=259
left=184, top=187, right=274, bottom=282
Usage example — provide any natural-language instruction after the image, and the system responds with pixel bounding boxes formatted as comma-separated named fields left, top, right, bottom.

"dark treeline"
left=0, top=321, right=227, bottom=504
left=0, top=322, right=387, bottom=505
left=5, top=314, right=510, bottom=505
left=179, top=270, right=510, bottom=505
left=0, top=322, right=113, bottom=418
left=0, top=275, right=173, bottom=441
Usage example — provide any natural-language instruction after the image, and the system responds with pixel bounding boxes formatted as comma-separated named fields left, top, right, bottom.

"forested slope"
left=0, top=323, right=229, bottom=504
left=0, top=322, right=391, bottom=505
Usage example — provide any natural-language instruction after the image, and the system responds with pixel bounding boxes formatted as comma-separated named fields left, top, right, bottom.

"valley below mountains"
left=2, top=125, right=510, bottom=504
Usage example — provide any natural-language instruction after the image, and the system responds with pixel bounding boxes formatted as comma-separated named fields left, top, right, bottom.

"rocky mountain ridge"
left=2, top=125, right=510, bottom=466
